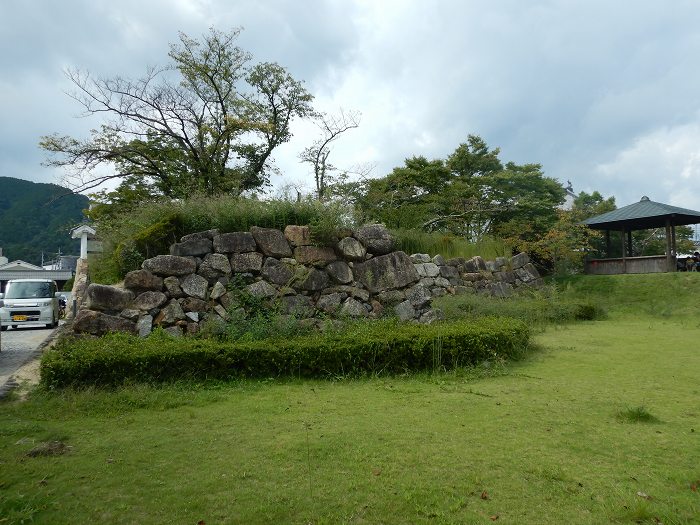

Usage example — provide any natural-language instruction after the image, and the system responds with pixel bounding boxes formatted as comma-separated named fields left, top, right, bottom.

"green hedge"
left=40, top=318, right=529, bottom=388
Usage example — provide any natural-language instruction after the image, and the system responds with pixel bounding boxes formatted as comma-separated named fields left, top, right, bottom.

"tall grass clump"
left=434, top=285, right=605, bottom=327
left=616, top=406, right=660, bottom=424
left=90, top=195, right=354, bottom=283
left=391, top=229, right=509, bottom=260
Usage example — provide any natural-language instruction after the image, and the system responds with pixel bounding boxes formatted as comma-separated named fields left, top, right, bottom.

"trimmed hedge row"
left=40, top=317, right=529, bottom=388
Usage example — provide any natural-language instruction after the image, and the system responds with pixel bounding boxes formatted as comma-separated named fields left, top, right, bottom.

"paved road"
left=0, top=324, right=56, bottom=396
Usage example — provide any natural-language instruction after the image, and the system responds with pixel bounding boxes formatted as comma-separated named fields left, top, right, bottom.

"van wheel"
left=0, top=325, right=6, bottom=331
left=46, top=314, right=56, bottom=329
left=11, top=325, right=17, bottom=329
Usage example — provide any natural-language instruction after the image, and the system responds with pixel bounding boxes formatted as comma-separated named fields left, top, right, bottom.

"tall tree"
left=40, top=28, right=313, bottom=198
left=357, top=135, right=565, bottom=245
left=300, top=109, right=360, bottom=200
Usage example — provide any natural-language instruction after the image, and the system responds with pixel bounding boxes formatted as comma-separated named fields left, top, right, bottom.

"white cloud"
left=593, top=123, right=700, bottom=208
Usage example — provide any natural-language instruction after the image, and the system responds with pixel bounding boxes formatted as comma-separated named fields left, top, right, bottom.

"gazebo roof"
left=582, top=196, right=700, bottom=231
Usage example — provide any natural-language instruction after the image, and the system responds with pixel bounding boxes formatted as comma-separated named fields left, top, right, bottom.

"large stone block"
left=511, top=252, right=530, bottom=269
left=210, top=281, right=227, bottom=300
left=180, top=273, right=209, bottom=300
left=73, top=309, right=137, bottom=336
left=131, top=291, right=168, bottom=311
left=406, top=285, right=432, bottom=308
left=250, top=226, right=292, bottom=258
left=198, top=253, right=232, bottom=280
left=376, top=289, right=405, bottom=305
left=280, top=295, right=314, bottom=317
left=326, top=260, right=353, bottom=284
left=143, top=255, right=197, bottom=276
left=154, top=299, right=186, bottom=326
left=410, top=253, right=431, bottom=263
left=163, top=276, right=185, bottom=298
left=354, top=224, right=394, bottom=255
left=316, top=292, right=345, bottom=313
left=324, top=285, right=370, bottom=302
left=464, top=256, right=487, bottom=273
left=423, top=263, right=441, bottom=277
left=181, top=229, right=218, bottom=242
left=136, top=314, right=153, bottom=337
left=123, top=269, right=163, bottom=293
left=179, top=296, right=209, bottom=313
left=439, top=265, right=460, bottom=284
left=284, top=225, right=313, bottom=247
left=419, top=308, right=445, bottom=324
left=261, top=257, right=295, bottom=285
left=213, top=232, right=257, bottom=254
left=341, top=297, right=369, bottom=317
left=246, top=280, right=277, bottom=299
left=170, top=238, right=213, bottom=257
left=337, top=237, right=367, bottom=261
left=292, top=267, right=329, bottom=292
left=394, top=300, right=416, bottom=321
left=85, top=284, right=134, bottom=313
left=510, top=252, right=530, bottom=270
left=354, top=251, right=419, bottom=293
left=293, top=245, right=337, bottom=266
left=230, top=252, right=263, bottom=273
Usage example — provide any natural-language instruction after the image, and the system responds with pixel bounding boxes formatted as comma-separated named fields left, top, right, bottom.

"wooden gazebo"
left=582, top=196, right=700, bottom=274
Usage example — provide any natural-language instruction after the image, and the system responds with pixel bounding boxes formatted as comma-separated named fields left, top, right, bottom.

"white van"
left=0, top=279, right=61, bottom=331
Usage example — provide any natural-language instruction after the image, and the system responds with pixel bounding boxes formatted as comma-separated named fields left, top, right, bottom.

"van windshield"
left=5, top=282, right=52, bottom=299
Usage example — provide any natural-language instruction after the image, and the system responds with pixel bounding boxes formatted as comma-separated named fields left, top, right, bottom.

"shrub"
left=40, top=317, right=529, bottom=388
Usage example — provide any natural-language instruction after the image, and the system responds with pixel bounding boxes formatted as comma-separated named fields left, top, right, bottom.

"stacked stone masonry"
left=72, top=224, right=542, bottom=337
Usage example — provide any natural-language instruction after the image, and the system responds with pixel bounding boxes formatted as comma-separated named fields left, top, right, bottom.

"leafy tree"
left=357, top=135, right=565, bottom=248
left=572, top=191, right=616, bottom=218
left=356, top=156, right=451, bottom=230
left=40, top=28, right=314, bottom=198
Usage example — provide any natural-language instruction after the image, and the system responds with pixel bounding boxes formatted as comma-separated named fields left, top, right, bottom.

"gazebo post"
left=621, top=227, right=627, bottom=273
left=665, top=218, right=673, bottom=272
left=671, top=224, right=677, bottom=256
left=627, top=230, right=633, bottom=257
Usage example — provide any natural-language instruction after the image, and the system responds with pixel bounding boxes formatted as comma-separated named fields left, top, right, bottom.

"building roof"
left=0, top=269, right=73, bottom=281
left=582, top=196, right=700, bottom=230
left=0, top=260, right=44, bottom=271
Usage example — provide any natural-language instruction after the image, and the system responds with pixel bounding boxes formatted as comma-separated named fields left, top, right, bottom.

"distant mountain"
left=0, top=177, right=89, bottom=265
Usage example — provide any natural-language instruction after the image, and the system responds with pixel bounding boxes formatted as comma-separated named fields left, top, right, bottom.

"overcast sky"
left=2, top=0, right=700, bottom=208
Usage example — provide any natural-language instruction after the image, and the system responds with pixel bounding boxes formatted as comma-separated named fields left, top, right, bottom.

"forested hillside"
left=0, top=177, right=88, bottom=265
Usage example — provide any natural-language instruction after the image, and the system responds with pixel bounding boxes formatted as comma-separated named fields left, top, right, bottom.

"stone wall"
left=72, top=224, right=541, bottom=337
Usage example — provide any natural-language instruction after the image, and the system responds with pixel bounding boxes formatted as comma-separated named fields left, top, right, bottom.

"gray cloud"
left=2, top=0, right=700, bottom=209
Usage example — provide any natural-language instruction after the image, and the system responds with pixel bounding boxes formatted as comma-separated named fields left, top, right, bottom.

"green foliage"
left=91, top=194, right=353, bottom=282
left=40, top=317, right=529, bottom=388
left=356, top=135, right=565, bottom=249
left=0, top=177, right=87, bottom=264
left=434, top=285, right=606, bottom=327
left=392, top=228, right=509, bottom=260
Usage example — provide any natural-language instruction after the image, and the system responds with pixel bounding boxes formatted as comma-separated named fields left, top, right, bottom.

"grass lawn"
left=1, top=274, right=699, bottom=524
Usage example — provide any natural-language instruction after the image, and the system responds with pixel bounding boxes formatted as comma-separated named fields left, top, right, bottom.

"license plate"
left=12, top=315, right=28, bottom=321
